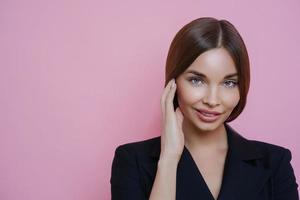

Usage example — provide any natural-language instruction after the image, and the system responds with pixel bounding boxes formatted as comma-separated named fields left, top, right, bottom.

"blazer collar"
left=223, top=123, right=264, bottom=161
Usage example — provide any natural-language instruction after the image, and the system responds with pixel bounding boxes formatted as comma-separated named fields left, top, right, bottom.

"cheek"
left=221, top=89, right=240, bottom=109
left=177, top=84, right=204, bottom=105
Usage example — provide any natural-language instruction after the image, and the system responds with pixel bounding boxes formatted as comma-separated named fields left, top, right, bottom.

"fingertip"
left=172, top=81, right=177, bottom=89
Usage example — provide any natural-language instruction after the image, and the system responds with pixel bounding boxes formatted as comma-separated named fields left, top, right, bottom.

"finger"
left=161, top=79, right=175, bottom=119
left=175, top=107, right=184, bottom=130
left=165, top=79, right=177, bottom=118
left=161, top=79, right=174, bottom=106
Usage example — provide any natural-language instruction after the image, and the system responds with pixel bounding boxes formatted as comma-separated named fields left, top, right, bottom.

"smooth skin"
left=149, top=47, right=240, bottom=200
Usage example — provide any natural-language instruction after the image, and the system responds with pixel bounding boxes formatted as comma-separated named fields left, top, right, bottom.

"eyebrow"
left=185, top=69, right=238, bottom=79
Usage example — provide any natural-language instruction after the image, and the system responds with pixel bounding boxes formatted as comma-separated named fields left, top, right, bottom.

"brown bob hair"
left=165, top=17, right=250, bottom=122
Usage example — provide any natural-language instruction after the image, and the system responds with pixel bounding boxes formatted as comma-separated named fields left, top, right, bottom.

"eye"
left=188, top=77, right=205, bottom=86
left=223, top=80, right=238, bottom=88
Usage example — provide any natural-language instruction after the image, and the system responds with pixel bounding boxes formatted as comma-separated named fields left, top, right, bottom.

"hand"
left=160, top=78, right=185, bottom=162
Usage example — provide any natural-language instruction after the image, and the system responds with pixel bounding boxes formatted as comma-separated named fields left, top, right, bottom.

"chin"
left=195, top=121, right=223, bottom=132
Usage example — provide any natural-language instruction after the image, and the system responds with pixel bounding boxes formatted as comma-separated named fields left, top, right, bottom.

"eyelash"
left=223, top=80, right=238, bottom=88
left=189, top=77, right=204, bottom=85
left=188, top=77, right=238, bottom=88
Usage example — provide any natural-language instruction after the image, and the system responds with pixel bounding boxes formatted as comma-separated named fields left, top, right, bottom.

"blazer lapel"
left=217, top=123, right=272, bottom=200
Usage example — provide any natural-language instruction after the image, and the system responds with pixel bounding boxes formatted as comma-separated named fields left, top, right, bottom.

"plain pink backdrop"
left=0, top=0, right=299, bottom=199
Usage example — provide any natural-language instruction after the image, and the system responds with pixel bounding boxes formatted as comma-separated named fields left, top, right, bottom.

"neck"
left=182, top=119, right=228, bottom=152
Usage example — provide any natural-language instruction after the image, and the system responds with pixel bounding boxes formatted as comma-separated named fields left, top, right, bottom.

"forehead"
left=184, top=48, right=237, bottom=77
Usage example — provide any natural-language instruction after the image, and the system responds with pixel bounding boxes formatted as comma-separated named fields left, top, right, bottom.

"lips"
left=196, top=108, right=222, bottom=115
left=195, top=108, right=222, bottom=122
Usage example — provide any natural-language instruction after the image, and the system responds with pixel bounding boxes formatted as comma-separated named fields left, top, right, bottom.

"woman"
left=110, top=17, right=299, bottom=200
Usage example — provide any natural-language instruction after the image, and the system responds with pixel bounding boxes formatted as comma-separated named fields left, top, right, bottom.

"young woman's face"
left=175, top=47, right=240, bottom=132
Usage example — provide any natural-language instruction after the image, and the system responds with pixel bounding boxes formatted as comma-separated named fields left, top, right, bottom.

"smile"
left=195, top=109, right=221, bottom=123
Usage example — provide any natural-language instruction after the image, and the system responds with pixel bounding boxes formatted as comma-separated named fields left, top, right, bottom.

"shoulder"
left=247, top=139, right=295, bottom=176
left=248, top=140, right=298, bottom=197
left=249, top=139, right=293, bottom=161
left=250, top=139, right=291, bottom=156
left=110, top=137, right=161, bottom=198
left=113, top=136, right=161, bottom=159
left=226, top=123, right=294, bottom=168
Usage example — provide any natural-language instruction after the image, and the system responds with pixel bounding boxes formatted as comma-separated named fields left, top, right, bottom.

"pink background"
left=0, top=0, right=299, bottom=199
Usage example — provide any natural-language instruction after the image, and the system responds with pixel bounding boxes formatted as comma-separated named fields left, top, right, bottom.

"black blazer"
left=110, top=124, right=299, bottom=200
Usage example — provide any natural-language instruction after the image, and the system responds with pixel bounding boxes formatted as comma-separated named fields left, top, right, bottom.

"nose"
left=202, top=86, right=220, bottom=107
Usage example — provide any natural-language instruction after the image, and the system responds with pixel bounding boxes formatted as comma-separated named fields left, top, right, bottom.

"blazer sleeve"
left=110, top=145, right=147, bottom=200
left=273, top=148, right=299, bottom=200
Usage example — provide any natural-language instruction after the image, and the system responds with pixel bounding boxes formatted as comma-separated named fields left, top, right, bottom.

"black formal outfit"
left=110, top=123, right=299, bottom=200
